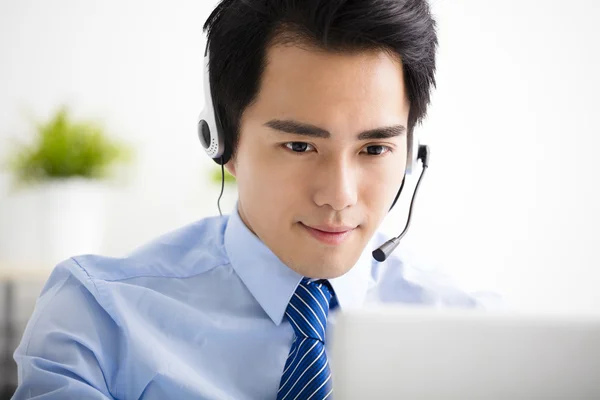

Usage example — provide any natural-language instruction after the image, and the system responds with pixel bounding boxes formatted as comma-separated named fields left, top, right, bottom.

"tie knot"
left=285, top=278, right=333, bottom=342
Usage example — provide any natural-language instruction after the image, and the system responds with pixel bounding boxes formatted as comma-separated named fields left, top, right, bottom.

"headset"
left=198, top=45, right=227, bottom=165
left=198, top=43, right=431, bottom=263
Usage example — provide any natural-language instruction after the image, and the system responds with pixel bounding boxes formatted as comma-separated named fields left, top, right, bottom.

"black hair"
left=203, top=0, right=438, bottom=163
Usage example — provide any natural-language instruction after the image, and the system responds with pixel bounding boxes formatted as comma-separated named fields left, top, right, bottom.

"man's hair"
left=203, top=0, right=438, bottom=162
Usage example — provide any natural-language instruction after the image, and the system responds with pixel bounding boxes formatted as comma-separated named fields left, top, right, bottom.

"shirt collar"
left=224, top=204, right=375, bottom=325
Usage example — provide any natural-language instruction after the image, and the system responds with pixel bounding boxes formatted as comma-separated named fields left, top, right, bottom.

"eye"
left=362, top=145, right=392, bottom=156
left=284, top=142, right=315, bottom=153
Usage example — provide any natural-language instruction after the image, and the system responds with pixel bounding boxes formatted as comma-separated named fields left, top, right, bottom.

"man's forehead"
left=257, top=45, right=408, bottom=107
left=263, top=42, right=403, bottom=76
left=240, top=40, right=410, bottom=139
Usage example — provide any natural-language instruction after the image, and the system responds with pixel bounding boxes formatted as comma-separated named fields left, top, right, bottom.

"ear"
left=224, top=159, right=237, bottom=177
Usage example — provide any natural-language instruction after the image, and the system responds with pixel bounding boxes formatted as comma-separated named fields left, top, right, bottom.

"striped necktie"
left=277, top=278, right=334, bottom=400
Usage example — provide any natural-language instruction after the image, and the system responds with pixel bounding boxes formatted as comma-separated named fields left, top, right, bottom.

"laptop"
left=330, top=306, right=600, bottom=399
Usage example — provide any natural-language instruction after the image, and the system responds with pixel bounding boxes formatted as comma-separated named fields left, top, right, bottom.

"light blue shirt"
left=13, top=207, right=488, bottom=399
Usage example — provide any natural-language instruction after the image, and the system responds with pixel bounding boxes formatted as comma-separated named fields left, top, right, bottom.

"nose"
left=312, top=155, right=358, bottom=211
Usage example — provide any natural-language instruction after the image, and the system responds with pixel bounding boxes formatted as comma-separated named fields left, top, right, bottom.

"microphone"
left=372, top=145, right=430, bottom=262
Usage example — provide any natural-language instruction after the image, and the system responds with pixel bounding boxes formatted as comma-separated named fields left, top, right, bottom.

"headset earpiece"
left=198, top=44, right=227, bottom=164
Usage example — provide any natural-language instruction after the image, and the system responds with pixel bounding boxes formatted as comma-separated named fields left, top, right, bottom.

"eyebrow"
left=264, top=119, right=406, bottom=140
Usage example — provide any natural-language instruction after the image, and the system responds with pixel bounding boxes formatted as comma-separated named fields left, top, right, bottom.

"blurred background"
left=0, top=0, right=599, bottom=395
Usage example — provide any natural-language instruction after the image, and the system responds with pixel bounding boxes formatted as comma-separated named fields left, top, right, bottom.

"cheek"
left=363, top=155, right=406, bottom=196
left=236, top=146, right=310, bottom=213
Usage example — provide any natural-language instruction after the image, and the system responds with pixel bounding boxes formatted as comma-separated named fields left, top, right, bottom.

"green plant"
left=6, top=107, right=132, bottom=183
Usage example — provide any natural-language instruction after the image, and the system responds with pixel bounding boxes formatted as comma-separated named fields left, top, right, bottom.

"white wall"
left=1, top=0, right=598, bottom=313
left=399, top=0, right=600, bottom=312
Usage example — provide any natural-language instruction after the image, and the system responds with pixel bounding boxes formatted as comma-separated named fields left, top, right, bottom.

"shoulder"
left=22, top=214, right=233, bottom=334
left=73, top=214, right=231, bottom=283
left=368, top=232, right=504, bottom=310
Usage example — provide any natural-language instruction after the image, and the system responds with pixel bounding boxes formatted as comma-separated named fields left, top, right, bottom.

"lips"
left=300, top=223, right=356, bottom=245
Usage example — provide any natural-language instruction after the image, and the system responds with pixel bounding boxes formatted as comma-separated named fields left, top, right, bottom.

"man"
left=13, top=0, right=485, bottom=398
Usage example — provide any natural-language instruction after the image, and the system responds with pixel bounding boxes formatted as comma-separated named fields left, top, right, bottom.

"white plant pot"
left=0, top=178, right=109, bottom=269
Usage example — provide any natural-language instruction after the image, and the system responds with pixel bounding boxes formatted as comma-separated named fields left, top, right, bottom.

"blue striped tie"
left=277, top=278, right=334, bottom=400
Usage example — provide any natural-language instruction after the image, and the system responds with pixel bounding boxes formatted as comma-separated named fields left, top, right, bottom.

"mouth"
left=300, top=222, right=356, bottom=246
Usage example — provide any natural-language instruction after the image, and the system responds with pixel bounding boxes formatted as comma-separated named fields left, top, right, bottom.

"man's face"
left=227, top=43, right=410, bottom=279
